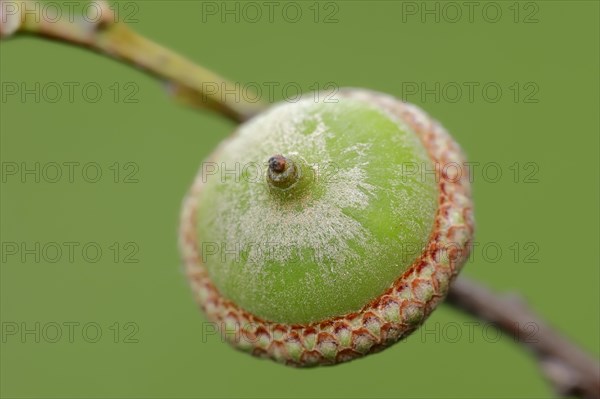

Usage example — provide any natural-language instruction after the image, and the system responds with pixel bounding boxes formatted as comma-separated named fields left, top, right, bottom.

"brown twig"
left=447, top=277, right=600, bottom=399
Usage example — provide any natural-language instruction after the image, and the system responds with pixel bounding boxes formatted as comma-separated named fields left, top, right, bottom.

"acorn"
left=180, top=88, right=474, bottom=367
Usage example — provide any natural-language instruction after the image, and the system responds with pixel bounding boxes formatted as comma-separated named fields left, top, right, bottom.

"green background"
left=1, top=1, right=598, bottom=398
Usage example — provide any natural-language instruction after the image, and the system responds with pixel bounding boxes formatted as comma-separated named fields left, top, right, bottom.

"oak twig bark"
left=1, top=0, right=264, bottom=122
left=447, top=277, right=600, bottom=399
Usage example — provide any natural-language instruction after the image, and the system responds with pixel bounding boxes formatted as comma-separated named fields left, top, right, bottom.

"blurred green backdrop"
left=1, top=1, right=598, bottom=398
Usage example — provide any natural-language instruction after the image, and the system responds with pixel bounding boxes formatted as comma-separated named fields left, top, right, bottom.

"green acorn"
left=180, top=88, right=474, bottom=366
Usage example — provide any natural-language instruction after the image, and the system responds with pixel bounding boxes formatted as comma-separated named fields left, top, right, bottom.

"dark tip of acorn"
left=268, top=155, right=287, bottom=174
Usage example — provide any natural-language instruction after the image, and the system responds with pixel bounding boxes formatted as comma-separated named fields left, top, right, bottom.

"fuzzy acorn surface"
left=196, top=97, right=438, bottom=324
left=181, top=88, right=474, bottom=366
